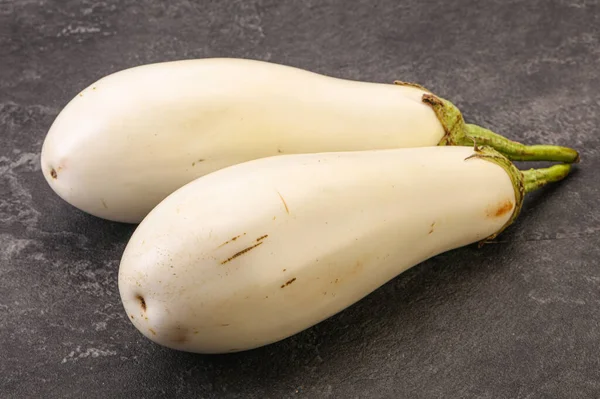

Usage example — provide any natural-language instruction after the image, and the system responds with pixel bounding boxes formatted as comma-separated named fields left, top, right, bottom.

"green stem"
left=466, top=124, right=580, bottom=164
left=522, top=164, right=572, bottom=194
left=400, top=85, right=581, bottom=163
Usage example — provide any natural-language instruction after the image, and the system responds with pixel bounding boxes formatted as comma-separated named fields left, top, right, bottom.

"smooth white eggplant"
left=40, top=58, right=578, bottom=223
left=117, top=145, right=571, bottom=354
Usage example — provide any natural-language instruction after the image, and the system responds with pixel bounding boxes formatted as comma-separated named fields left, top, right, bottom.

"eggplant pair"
left=40, top=58, right=579, bottom=353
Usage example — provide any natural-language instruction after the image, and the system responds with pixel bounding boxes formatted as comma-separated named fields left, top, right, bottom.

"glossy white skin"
left=40, top=58, right=445, bottom=223
left=118, top=146, right=516, bottom=354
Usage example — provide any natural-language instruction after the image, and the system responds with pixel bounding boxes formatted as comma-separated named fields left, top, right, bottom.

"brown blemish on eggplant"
left=192, top=159, right=205, bottom=167
left=341, top=259, right=366, bottom=280
left=136, top=295, right=146, bottom=312
left=429, top=222, right=436, bottom=234
left=277, top=191, right=290, bottom=214
left=50, top=168, right=57, bottom=179
left=171, top=335, right=187, bottom=344
left=148, top=328, right=156, bottom=335
left=221, top=324, right=230, bottom=327
left=280, top=277, right=296, bottom=288
left=488, top=200, right=514, bottom=218
left=220, top=241, right=264, bottom=264
left=169, top=326, right=188, bottom=344
left=130, top=314, right=135, bottom=320
left=256, top=234, right=268, bottom=242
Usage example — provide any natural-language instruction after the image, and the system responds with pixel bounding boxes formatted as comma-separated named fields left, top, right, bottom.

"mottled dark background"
left=1, top=0, right=599, bottom=398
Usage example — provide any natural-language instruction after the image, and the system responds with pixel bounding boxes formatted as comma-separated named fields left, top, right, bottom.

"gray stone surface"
left=1, top=0, right=599, bottom=397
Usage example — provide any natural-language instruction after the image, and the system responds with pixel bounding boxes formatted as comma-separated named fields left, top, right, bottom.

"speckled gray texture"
left=1, top=0, right=599, bottom=397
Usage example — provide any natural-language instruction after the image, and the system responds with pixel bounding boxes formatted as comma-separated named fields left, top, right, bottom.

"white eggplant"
left=40, top=58, right=578, bottom=223
left=117, top=145, right=570, bottom=354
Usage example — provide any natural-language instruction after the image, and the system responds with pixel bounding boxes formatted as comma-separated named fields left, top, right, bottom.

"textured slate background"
left=1, top=0, right=599, bottom=397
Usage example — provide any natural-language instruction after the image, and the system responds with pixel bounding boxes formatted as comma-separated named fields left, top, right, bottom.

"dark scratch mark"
left=277, top=191, right=289, bottom=214
left=429, top=221, right=435, bottom=234
left=218, top=234, right=242, bottom=248
left=136, top=295, right=146, bottom=312
left=256, top=234, right=268, bottom=242
left=220, top=242, right=264, bottom=264
left=101, top=199, right=108, bottom=209
left=280, top=277, right=296, bottom=288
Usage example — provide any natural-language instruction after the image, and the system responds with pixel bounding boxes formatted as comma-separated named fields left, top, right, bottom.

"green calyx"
left=465, top=146, right=572, bottom=244
left=392, top=82, right=580, bottom=163
left=464, top=146, right=525, bottom=244
left=420, top=93, right=470, bottom=147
